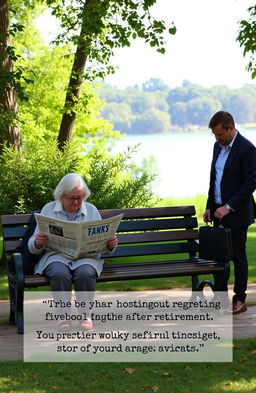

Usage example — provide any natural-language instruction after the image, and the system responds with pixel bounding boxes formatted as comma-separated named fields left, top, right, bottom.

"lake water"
left=112, top=129, right=256, bottom=198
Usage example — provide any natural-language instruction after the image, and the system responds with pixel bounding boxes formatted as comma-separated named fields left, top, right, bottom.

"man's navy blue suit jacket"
left=206, top=131, right=256, bottom=228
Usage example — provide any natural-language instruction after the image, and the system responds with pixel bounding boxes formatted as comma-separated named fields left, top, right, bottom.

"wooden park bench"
left=1, top=206, right=230, bottom=334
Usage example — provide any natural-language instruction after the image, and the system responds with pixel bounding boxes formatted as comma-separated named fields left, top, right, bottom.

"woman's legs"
left=73, top=264, right=97, bottom=321
left=43, top=262, right=97, bottom=328
left=44, top=262, right=73, bottom=326
left=44, top=262, right=73, bottom=292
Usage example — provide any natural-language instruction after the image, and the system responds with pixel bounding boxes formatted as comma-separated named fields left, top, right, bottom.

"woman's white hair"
left=54, top=173, right=91, bottom=201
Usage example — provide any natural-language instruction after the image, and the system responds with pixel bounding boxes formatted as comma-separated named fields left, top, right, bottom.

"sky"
left=38, top=0, right=256, bottom=90
left=104, top=0, right=256, bottom=89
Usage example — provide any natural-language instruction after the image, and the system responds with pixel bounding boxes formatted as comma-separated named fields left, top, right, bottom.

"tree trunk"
left=57, top=1, right=92, bottom=151
left=0, top=0, right=21, bottom=153
left=57, top=40, right=88, bottom=150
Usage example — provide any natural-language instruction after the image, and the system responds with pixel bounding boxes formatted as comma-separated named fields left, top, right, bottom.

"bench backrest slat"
left=2, top=217, right=198, bottom=240
left=1, top=206, right=199, bottom=259
left=103, top=242, right=197, bottom=258
left=1, top=206, right=196, bottom=226
left=118, top=217, right=197, bottom=232
left=3, top=227, right=28, bottom=239
left=1, top=214, right=32, bottom=225
left=99, top=206, right=196, bottom=219
left=3, top=230, right=198, bottom=254
left=116, top=229, right=198, bottom=244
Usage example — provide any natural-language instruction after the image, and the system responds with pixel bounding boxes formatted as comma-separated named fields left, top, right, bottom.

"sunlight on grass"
left=0, top=272, right=9, bottom=300
left=217, top=377, right=256, bottom=392
left=247, top=232, right=256, bottom=238
left=158, top=194, right=207, bottom=218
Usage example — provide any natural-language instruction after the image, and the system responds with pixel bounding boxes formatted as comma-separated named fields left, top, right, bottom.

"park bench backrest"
left=1, top=206, right=199, bottom=263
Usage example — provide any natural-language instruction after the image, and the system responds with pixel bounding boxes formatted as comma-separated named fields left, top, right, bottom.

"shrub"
left=85, top=147, right=158, bottom=209
left=0, top=141, right=158, bottom=214
left=0, top=139, right=81, bottom=214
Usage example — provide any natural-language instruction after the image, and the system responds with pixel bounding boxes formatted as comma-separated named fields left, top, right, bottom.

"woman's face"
left=61, top=186, right=85, bottom=215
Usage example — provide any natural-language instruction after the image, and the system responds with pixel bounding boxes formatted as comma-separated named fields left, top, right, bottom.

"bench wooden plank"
left=1, top=214, right=32, bottom=225
left=0, top=206, right=196, bottom=226
left=104, top=242, right=197, bottom=258
left=2, top=218, right=198, bottom=240
left=99, top=206, right=196, bottom=219
left=23, top=259, right=225, bottom=286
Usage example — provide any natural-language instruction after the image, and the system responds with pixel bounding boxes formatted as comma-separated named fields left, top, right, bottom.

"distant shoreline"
left=120, top=124, right=256, bottom=136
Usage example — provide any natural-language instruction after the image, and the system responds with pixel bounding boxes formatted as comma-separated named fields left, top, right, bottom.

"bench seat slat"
left=23, top=259, right=224, bottom=286
left=103, top=258, right=218, bottom=269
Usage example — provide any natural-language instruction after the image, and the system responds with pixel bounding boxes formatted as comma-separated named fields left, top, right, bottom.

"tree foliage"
left=100, top=79, right=256, bottom=132
left=40, top=0, right=176, bottom=149
left=0, top=2, right=159, bottom=214
left=237, top=6, right=256, bottom=79
left=45, top=0, right=175, bottom=79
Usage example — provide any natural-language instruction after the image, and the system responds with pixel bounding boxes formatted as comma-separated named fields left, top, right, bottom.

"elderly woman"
left=28, top=173, right=118, bottom=331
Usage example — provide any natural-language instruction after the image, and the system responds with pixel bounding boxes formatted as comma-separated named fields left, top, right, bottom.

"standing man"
left=203, top=111, right=256, bottom=314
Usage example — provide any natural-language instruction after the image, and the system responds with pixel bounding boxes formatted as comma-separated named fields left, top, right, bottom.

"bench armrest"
left=7, top=252, right=24, bottom=284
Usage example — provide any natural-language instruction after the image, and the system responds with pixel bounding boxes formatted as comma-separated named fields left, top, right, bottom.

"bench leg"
left=191, top=262, right=230, bottom=293
left=16, top=273, right=25, bottom=334
left=13, top=253, right=25, bottom=334
left=8, top=279, right=16, bottom=324
left=15, top=285, right=24, bottom=334
left=191, top=275, right=215, bottom=292
left=192, top=275, right=215, bottom=291
left=7, top=277, right=24, bottom=333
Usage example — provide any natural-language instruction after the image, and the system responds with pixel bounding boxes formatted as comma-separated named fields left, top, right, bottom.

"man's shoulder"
left=237, top=131, right=255, bottom=146
left=235, top=132, right=256, bottom=151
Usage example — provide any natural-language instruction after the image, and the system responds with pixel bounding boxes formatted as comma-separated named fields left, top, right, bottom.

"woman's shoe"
left=79, top=318, right=93, bottom=330
left=58, top=321, right=71, bottom=331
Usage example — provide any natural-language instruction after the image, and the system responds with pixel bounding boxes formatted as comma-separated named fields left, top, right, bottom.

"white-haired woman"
left=28, top=173, right=118, bottom=331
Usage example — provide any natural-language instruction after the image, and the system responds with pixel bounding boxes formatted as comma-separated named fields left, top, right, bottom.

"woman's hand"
left=35, top=233, right=48, bottom=249
left=107, top=235, right=118, bottom=251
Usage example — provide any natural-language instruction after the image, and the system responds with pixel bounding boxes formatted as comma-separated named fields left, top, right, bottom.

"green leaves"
left=169, top=26, right=177, bottom=35
left=44, top=0, right=176, bottom=81
left=237, top=5, right=256, bottom=79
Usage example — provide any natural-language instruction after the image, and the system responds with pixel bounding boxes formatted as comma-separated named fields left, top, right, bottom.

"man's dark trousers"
left=213, top=210, right=248, bottom=302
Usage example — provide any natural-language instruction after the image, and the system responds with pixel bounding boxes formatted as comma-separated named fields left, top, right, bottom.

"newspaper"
left=34, top=213, right=123, bottom=259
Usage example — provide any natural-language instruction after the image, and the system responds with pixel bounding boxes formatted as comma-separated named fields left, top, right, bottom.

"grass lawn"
left=0, top=339, right=256, bottom=393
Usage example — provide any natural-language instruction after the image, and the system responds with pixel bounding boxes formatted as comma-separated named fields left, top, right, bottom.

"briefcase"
left=199, top=225, right=233, bottom=262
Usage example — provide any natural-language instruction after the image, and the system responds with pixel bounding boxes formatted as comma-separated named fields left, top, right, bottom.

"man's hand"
left=214, top=205, right=231, bottom=220
left=203, top=209, right=212, bottom=223
left=107, top=235, right=118, bottom=251
left=35, top=233, right=48, bottom=249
